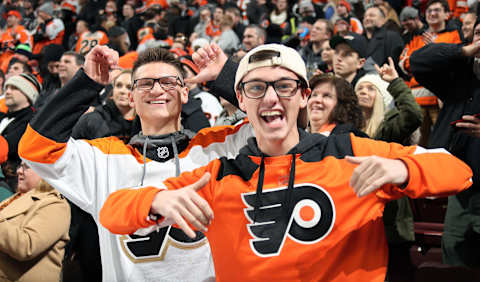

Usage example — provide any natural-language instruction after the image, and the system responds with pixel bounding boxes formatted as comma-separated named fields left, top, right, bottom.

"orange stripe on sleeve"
left=179, top=122, right=246, bottom=158
left=18, top=124, right=67, bottom=164
left=100, top=186, right=161, bottom=235
left=84, top=137, right=151, bottom=164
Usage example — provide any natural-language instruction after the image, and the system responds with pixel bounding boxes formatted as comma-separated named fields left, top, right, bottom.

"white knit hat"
left=355, top=74, right=394, bottom=110
left=4, top=73, right=41, bottom=104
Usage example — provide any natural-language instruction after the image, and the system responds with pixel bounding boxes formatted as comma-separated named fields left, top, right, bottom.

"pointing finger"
left=190, top=173, right=210, bottom=192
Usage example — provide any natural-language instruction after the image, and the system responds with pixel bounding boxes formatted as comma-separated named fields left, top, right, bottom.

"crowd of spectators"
left=0, top=0, right=478, bottom=281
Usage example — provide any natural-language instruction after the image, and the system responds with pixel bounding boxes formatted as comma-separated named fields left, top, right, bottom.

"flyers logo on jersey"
left=241, top=183, right=335, bottom=257
left=119, top=226, right=207, bottom=263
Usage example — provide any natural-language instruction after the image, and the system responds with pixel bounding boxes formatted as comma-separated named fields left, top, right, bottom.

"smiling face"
left=425, top=2, right=448, bottom=28
left=130, top=62, right=188, bottom=135
left=363, top=7, right=384, bottom=30
left=307, top=82, right=338, bottom=129
left=462, top=13, right=477, bottom=41
left=236, top=66, right=308, bottom=155
left=310, top=20, right=330, bottom=43
left=355, top=81, right=377, bottom=110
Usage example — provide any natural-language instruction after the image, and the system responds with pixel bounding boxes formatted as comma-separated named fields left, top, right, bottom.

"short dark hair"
left=425, top=0, right=450, bottom=12
left=132, top=47, right=186, bottom=80
left=62, top=51, right=85, bottom=66
left=7, top=58, right=32, bottom=74
left=314, top=19, right=334, bottom=37
left=308, top=74, right=365, bottom=129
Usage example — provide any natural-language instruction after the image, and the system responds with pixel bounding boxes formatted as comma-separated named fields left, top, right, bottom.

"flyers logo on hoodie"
left=241, top=183, right=335, bottom=257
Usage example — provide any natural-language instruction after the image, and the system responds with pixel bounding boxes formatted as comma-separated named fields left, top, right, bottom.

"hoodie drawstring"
left=171, top=135, right=181, bottom=177
left=285, top=153, right=296, bottom=218
left=253, top=154, right=296, bottom=223
left=140, top=136, right=149, bottom=186
left=253, top=156, right=265, bottom=223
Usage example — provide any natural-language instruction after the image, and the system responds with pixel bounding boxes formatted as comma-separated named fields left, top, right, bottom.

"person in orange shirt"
left=100, top=44, right=473, bottom=282
left=399, top=0, right=462, bottom=146
left=206, top=6, right=224, bottom=38
left=32, top=2, right=65, bottom=54
left=0, top=10, right=33, bottom=64
left=75, top=23, right=109, bottom=56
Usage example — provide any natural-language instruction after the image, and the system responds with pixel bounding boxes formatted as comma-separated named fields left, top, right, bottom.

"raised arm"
left=18, top=46, right=120, bottom=213
left=410, top=43, right=473, bottom=102
left=187, top=42, right=240, bottom=108
left=374, top=57, right=423, bottom=142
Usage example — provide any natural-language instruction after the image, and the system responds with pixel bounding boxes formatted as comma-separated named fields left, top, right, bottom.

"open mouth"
left=310, top=106, right=324, bottom=112
left=148, top=100, right=168, bottom=105
left=260, top=110, right=284, bottom=123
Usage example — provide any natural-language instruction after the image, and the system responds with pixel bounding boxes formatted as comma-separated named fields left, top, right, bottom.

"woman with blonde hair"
left=355, top=57, right=422, bottom=144
left=354, top=57, right=423, bottom=282
left=0, top=162, right=70, bottom=281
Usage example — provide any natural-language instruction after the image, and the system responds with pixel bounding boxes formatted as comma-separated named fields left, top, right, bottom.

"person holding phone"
left=410, top=20, right=480, bottom=268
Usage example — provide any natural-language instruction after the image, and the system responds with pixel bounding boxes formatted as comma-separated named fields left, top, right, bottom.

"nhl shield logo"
left=157, top=146, right=169, bottom=159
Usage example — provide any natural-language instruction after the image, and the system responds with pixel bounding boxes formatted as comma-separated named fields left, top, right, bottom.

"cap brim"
left=329, top=36, right=347, bottom=50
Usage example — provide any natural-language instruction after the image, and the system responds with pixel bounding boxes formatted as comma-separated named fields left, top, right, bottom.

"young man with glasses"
left=399, top=0, right=462, bottom=146
left=18, top=45, right=254, bottom=281
left=100, top=44, right=472, bottom=281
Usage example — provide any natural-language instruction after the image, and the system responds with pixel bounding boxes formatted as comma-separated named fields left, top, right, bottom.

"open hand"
left=150, top=173, right=213, bottom=238
left=84, top=45, right=119, bottom=85
left=346, top=156, right=409, bottom=197
left=186, top=42, right=228, bottom=84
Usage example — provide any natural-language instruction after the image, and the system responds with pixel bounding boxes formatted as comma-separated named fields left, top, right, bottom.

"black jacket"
left=365, top=27, right=404, bottom=74
left=0, top=107, right=35, bottom=165
left=72, top=99, right=134, bottom=142
left=411, top=43, right=480, bottom=189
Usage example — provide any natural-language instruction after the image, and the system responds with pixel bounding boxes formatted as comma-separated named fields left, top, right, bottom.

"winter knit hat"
left=37, top=1, right=55, bottom=16
left=15, top=44, right=32, bottom=60
left=4, top=73, right=42, bottom=104
left=355, top=73, right=394, bottom=110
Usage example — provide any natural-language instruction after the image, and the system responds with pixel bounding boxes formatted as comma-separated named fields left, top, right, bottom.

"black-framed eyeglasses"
left=133, top=76, right=184, bottom=91
left=239, top=79, right=303, bottom=99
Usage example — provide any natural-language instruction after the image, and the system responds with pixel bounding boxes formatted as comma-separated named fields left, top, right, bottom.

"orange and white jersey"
left=44, top=18, right=65, bottom=42
left=350, top=17, right=364, bottom=34
left=33, top=18, right=65, bottom=54
left=100, top=134, right=472, bottom=282
left=75, top=30, right=109, bottom=56
left=18, top=70, right=254, bottom=281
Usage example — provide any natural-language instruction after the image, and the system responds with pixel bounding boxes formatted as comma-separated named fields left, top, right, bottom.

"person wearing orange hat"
left=335, top=0, right=364, bottom=34
left=0, top=9, right=33, bottom=66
